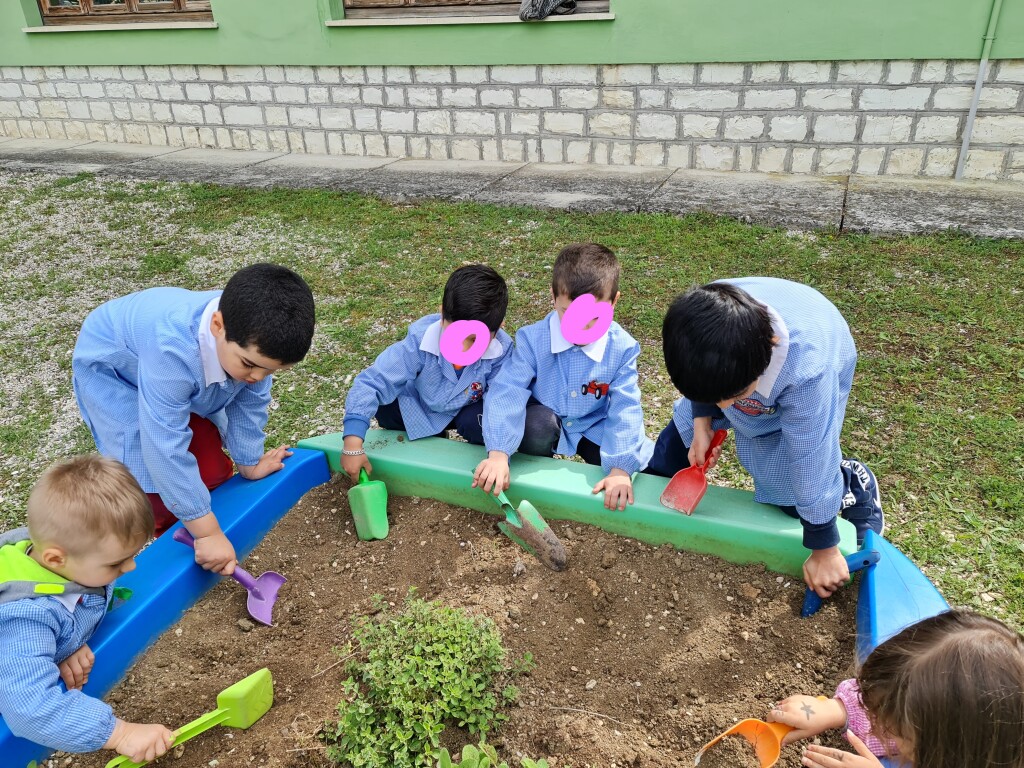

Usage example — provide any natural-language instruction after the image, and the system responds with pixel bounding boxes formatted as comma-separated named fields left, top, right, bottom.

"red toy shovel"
left=660, top=429, right=729, bottom=515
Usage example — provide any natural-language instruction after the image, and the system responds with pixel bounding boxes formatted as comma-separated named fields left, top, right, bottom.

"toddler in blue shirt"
left=341, top=264, right=513, bottom=481
left=0, top=455, right=174, bottom=762
left=73, top=263, right=316, bottom=577
left=474, top=243, right=654, bottom=510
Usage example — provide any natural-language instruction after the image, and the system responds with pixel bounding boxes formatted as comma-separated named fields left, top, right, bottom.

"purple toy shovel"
left=172, top=528, right=286, bottom=626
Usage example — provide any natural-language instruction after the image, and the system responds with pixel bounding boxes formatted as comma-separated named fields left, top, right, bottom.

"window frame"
left=35, top=0, right=213, bottom=26
left=339, top=0, right=610, bottom=22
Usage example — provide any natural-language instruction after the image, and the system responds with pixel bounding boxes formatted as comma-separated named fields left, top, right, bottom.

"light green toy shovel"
left=349, top=468, right=389, bottom=540
left=104, top=667, right=274, bottom=768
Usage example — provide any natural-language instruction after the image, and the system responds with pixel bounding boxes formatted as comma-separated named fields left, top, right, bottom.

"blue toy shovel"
left=801, top=549, right=881, bottom=617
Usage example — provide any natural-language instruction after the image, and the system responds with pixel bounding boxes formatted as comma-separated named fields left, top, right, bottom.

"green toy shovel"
left=349, top=468, right=389, bottom=540
left=104, top=667, right=274, bottom=768
left=488, top=490, right=568, bottom=572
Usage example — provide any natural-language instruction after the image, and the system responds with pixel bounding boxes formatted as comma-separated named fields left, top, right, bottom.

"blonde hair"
left=27, top=455, right=154, bottom=554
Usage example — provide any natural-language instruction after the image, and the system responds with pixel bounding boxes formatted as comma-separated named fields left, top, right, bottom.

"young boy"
left=473, top=243, right=654, bottom=511
left=0, top=455, right=175, bottom=762
left=73, top=263, right=316, bottom=576
left=646, top=277, right=884, bottom=598
left=341, top=264, right=513, bottom=482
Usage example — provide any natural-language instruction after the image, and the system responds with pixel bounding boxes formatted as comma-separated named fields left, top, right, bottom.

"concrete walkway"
left=1, top=136, right=1022, bottom=239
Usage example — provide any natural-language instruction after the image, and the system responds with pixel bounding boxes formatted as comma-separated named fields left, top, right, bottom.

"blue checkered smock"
left=672, top=277, right=857, bottom=526
left=0, top=550, right=116, bottom=752
left=483, top=312, right=654, bottom=475
left=343, top=314, right=513, bottom=441
left=72, top=288, right=270, bottom=521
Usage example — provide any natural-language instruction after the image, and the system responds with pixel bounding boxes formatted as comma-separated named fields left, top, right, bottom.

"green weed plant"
left=437, top=740, right=549, bottom=768
left=322, top=591, right=533, bottom=767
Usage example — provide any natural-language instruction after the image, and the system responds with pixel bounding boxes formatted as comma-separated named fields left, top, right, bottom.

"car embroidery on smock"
left=732, top=397, right=777, bottom=416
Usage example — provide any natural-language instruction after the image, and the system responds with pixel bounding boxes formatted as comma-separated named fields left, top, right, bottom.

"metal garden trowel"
left=487, top=490, right=567, bottom=572
left=105, top=668, right=274, bottom=768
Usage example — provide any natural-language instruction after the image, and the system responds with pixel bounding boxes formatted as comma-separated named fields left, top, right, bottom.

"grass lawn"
left=1, top=169, right=1021, bottom=630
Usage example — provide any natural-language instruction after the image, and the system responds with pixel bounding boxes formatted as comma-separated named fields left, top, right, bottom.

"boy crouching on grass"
left=0, top=455, right=175, bottom=763
left=73, top=263, right=316, bottom=577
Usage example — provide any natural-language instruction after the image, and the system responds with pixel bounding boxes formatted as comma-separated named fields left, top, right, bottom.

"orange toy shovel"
left=694, top=719, right=793, bottom=768
left=660, top=429, right=728, bottom=515
left=694, top=697, right=828, bottom=768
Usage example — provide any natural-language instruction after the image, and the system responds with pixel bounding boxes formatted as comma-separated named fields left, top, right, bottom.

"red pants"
left=147, top=414, right=234, bottom=536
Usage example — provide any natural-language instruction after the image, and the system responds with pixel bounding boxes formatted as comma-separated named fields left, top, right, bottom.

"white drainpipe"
left=955, top=0, right=1006, bottom=180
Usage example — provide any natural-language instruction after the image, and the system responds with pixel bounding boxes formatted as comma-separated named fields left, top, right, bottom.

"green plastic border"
left=298, top=430, right=857, bottom=578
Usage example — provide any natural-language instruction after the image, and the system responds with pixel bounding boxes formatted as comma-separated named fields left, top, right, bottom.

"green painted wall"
left=1, top=0, right=1022, bottom=67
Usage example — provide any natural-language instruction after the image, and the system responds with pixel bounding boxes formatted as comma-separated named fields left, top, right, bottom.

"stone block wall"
left=1, top=60, right=1022, bottom=181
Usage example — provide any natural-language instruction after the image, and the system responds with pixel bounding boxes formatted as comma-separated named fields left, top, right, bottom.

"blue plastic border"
left=0, top=448, right=331, bottom=768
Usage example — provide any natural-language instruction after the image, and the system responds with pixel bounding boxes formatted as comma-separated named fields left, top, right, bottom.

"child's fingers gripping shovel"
left=660, top=429, right=729, bottom=515
left=104, top=668, right=274, bottom=768
left=801, top=549, right=880, bottom=617
left=694, top=697, right=827, bottom=768
left=487, top=490, right=568, bottom=572
left=172, top=528, right=285, bottom=627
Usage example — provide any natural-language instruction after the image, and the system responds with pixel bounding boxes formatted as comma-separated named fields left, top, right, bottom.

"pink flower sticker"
left=560, top=294, right=614, bottom=346
left=439, top=319, right=491, bottom=366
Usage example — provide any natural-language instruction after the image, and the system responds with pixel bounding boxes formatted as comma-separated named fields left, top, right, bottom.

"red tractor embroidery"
left=581, top=380, right=610, bottom=399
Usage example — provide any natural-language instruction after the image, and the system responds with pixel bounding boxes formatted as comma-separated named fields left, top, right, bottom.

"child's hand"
left=472, top=452, right=510, bottom=495
left=105, top=719, right=176, bottom=763
left=803, top=546, right=851, bottom=598
left=688, top=417, right=722, bottom=469
left=592, top=469, right=633, bottom=511
left=342, top=452, right=373, bottom=483
left=58, top=644, right=95, bottom=690
left=802, top=732, right=883, bottom=768
left=193, top=531, right=237, bottom=576
left=237, top=445, right=293, bottom=481
left=768, top=695, right=847, bottom=746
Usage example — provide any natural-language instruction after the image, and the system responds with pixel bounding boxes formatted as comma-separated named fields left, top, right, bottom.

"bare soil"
left=61, top=476, right=857, bottom=768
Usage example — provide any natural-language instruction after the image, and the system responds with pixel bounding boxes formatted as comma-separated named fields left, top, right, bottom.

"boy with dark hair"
left=73, top=263, right=315, bottom=576
left=647, top=277, right=883, bottom=598
left=0, top=455, right=175, bottom=762
left=341, top=264, right=513, bottom=481
left=473, top=243, right=653, bottom=511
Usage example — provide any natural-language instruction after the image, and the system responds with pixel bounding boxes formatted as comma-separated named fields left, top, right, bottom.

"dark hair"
left=857, top=610, right=1024, bottom=768
left=551, top=243, right=620, bottom=302
left=661, top=282, right=774, bottom=404
left=441, top=264, right=508, bottom=333
left=220, top=263, right=315, bottom=365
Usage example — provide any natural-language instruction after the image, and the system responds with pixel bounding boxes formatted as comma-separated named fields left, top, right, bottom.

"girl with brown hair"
left=768, top=609, right=1024, bottom=768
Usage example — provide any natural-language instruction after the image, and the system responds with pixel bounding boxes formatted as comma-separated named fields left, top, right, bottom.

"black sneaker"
left=840, top=459, right=885, bottom=545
